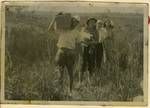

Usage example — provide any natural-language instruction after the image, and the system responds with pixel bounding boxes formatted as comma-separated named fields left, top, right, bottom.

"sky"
left=8, top=2, right=147, bottom=14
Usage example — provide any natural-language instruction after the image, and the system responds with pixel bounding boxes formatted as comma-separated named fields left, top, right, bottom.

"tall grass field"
left=4, top=7, right=144, bottom=101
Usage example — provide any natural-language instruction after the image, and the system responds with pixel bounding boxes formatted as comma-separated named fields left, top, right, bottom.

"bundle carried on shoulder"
left=55, top=13, right=72, bottom=31
left=48, top=13, right=72, bottom=32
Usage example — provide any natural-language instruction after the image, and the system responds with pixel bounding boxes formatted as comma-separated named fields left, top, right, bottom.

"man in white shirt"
left=55, top=15, right=81, bottom=95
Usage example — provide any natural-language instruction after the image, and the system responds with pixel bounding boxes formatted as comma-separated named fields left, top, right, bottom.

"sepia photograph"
left=0, top=1, right=148, bottom=105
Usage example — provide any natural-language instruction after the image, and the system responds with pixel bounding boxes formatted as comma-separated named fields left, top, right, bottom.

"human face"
left=105, top=20, right=111, bottom=28
left=97, top=22, right=103, bottom=29
left=88, top=20, right=96, bottom=29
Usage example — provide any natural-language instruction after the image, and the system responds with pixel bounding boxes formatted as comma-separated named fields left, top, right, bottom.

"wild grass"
left=4, top=10, right=143, bottom=101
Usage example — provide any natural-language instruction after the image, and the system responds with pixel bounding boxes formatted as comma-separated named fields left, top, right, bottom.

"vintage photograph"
left=0, top=1, right=148, bottom=105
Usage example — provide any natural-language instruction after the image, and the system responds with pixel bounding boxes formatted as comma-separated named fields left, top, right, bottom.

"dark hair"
left=86, top=18, right=97, bottom=25
left=103, top=22, right=107, bottom=28
left=57, top=12, right=63, bottom=15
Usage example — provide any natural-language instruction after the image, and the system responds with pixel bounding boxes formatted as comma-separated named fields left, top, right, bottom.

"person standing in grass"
left=54, top=15, right=81, bottom=96
left=102, top=19, right=114, bottom=62
left=80, top=18, right=99, bottom=83
left=96, top=20, right=106, bottom=69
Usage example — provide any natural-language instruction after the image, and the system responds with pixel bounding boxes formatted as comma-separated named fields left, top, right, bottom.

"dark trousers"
left=55, top=48, right=75, bottom=92
left=95, top=43, right=103, bottom=69
left=81, top=45, right=96, bottom=81
left=81, top=43, right=103, bottom=82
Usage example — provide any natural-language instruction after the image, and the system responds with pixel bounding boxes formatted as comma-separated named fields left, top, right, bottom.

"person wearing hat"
left=102, top=19, right=114, bottom=62
left=54, top=15, right=81, bottom=96
left=80, top=17, right=99, bottom=83
left=96, top=20, right=107, bottom=68
left=96, top=19, right=114, bottom=66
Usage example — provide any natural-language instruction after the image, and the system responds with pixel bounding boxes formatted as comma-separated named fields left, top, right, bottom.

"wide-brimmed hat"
left=86, top=18, right=97, bottom=25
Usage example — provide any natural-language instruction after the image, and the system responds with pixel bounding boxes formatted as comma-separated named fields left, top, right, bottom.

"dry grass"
left=5, top=10, right=143, bottom=101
